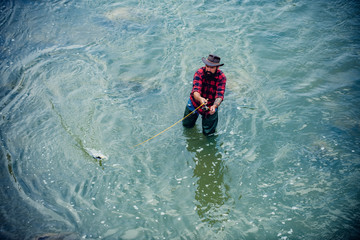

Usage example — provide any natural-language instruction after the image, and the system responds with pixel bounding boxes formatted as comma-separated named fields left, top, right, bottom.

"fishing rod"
left=133, top=102, right=205, bottom=148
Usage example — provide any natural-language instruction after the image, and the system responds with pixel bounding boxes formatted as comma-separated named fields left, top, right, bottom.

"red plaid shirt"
left=190, top=67, right=227, bottom=115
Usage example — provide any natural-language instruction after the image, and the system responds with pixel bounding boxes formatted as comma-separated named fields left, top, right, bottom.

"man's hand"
left=201, top=97, right=208, bottom=106
left=209, top=98, right=222, bottom=115
left=209, top=105, right=217, bottom=115
left=193, top=92, right=208, bottom=106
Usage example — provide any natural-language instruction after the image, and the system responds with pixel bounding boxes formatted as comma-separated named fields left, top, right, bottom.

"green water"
left=1, top=0, right=359, bottom=239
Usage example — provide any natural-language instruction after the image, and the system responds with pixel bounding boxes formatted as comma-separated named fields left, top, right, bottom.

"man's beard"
left=204, top=70, right=215, bottom=79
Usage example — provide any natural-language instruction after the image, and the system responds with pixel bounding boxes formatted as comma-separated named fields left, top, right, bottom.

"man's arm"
left=210, top=71, right=226, bottom=115
left=213, top=98, right=222, bottom=108
left=193, top=92, right=208, bottom=105
left=209, top=98, right=222, bottom=115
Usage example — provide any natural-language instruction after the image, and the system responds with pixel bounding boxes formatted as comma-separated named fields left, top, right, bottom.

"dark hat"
left=202, top=54, right=224, bottom=67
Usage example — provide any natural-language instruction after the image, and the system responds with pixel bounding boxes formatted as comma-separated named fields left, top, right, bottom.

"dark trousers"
left=182, top=106, right=218, bottom=135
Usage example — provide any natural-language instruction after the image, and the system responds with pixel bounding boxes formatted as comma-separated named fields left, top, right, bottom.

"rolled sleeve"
left=215, top=74, right=226, bottom=100
left=191, top=70, right=203, bottom=95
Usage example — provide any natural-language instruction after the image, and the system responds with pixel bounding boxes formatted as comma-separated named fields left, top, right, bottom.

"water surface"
left=1, top=0, right=359, bottom=239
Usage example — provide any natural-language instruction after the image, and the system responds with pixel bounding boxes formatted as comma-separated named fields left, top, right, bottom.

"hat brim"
left=202, top=57, right=224, bottom=67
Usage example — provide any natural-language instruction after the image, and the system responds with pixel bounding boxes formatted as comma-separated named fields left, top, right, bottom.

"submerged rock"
left=105, top=7, right=136, bottom=21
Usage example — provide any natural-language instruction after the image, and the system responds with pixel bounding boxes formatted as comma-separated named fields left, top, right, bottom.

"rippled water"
left=1, top=0, right=360, bottom=239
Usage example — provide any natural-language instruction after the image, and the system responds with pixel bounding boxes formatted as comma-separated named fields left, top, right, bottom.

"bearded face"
left=204, top=67, right=217, bottom=79
left=205, top=70, right=213, bottom=77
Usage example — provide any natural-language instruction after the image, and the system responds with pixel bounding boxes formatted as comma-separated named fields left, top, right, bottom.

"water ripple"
left=1, top=0, right=360, bottom=239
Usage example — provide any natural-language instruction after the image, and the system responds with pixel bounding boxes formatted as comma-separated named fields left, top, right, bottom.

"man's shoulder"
left=196, top=67, right=206, bottom=73
left=194, top=67, right=205, bottom=77
left=216, top=69, right=226, bottom=78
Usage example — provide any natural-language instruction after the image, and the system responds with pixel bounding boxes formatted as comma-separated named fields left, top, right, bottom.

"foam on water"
left=1, top=0, right=359, bottom=239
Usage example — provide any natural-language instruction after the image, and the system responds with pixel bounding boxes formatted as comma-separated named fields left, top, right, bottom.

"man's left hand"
left=209, top=105, right=217, bottom=115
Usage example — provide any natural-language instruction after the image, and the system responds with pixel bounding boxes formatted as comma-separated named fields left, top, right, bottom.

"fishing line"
left=133, top=102, right=205, bottom=148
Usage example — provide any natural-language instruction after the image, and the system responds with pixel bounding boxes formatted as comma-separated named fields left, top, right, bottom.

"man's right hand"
left=194, top=92, right=207, bottom=106
left=201, top=98, right=208, bottom=106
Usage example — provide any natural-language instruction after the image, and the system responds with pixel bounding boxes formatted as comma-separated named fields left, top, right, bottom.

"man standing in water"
left=183, top=54, right=227, bottom=135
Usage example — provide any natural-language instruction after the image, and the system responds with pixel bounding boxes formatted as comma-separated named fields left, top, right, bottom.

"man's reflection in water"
left=184, top=128, right=230, bottom=229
